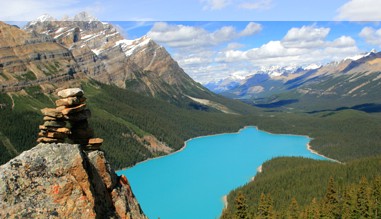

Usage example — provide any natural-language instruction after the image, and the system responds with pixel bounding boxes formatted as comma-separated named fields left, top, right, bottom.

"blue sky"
left=110, top=21, right=381, bottom=82
left=1, top=0, right=381, bottom=83
left=1, top=0, right=381, bottom=21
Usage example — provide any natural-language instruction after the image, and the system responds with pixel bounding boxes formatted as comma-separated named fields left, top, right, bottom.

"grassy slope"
left=0, top=81, right=256, bottom=168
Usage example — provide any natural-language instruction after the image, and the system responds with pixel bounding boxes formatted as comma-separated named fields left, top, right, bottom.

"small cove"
left=117, top=126, right=328, bottom=219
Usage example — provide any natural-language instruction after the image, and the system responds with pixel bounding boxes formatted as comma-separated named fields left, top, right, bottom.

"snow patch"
left=304, top=63, right=321, bottom=70
left=115, top=36, right=152, bottom=57
left=345, top=49, right=377, bottom=61
left=29, top=14, right=55, bottom=26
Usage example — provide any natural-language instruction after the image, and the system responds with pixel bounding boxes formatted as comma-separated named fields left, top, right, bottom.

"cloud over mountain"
left=147, top=22, right=262, bottom=49
left=359, top=27, right=381, bottom=47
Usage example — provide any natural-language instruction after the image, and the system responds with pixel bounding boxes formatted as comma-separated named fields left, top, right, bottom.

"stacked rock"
left=38, top=107, right=71, bottom=143
left=37, top=88, right=104, bottom=150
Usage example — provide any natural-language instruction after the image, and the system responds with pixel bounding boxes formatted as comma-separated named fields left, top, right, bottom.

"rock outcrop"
left=0, top=21, right=79, bottom=92
left=0, top=143, right=147, bottom=219
left=23, top=12, right=208, bottom=100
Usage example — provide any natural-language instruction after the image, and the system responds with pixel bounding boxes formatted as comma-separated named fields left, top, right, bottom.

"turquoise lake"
left=117, top=126, right=327, bottom=219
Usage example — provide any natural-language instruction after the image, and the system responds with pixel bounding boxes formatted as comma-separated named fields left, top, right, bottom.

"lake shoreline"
left=118, top=125, right=340, bottom=171
left=118, top=126, right=258, bottom=172
left=118, top=126, right=340, bottom=219
left=306, top=142, right=342, bottom=163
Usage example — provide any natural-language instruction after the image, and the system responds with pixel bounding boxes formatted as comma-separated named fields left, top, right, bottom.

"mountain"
left=204, top=75, right=246, bottom=93
left=0, top=21, right=79, bottom=92
left=0, top=14, right=257, bottom=168
left=22, top=12, right=212, bottom=103
left=0, top=142, right=147, bottom=218
left=212, top=51, right=381, bottom=110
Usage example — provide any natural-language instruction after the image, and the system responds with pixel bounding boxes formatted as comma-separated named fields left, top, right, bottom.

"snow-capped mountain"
left=207, top=50, right=381, bottom=102
left=22, top=13, right=210, bottom=99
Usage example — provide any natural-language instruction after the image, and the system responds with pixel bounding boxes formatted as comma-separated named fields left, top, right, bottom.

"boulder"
left=0, top=143, right=147, bottom=219
left=57, top=88, right=84, bottom=98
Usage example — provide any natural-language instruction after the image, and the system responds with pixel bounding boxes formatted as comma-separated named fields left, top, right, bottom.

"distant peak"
left=344, top=49, right=377, bottom=61
left=73, top=11, right=98, bottom=22
left=29, top=14, right=56, bottom=25
left=36, top=14, right=55, bottom=22
left=304, top=63, right=321, bottom=70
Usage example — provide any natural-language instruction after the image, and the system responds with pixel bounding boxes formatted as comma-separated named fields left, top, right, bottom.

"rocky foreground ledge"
left=0, top=143, right=147, bottom=219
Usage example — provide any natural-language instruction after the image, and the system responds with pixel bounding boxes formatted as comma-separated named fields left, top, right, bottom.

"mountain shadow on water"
left=308, top=103, right=381, bottom=114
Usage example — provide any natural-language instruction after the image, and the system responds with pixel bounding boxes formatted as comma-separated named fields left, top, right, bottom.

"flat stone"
left=57, top=88, right=84, bottom=98
left=43, top=116, right=60, bottom=121
left=56, top=127, right=71, bottom=134
left=41, top=108, right=63, bottom=118
left=62, top=104, right=86, bottom=115
left=88, top=138, right=103, bottom=145
left=55, top=96, right=87, bottom=107
left=39, top=126, right=71, bottom=134
left=38, top=131, right=67, bottom=139
left=43, top=120, right=66, bottom=128
left=36, top=137, right=64, bottom=143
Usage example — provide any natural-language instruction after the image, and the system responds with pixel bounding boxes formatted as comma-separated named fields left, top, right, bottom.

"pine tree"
left=342, top=187, right=355, bottom=219
left=309, top=198, right=320, bottom=219
left=321, top=177, right=340, bottom=218
left=373, top=176, right=381, bottom=219
left=266, top=194, right=275, bottom=219
left=257, top=193, right=274, bottom=219
left=355, top=177, right=371, bottom=218
left=235, top=191, right=249, bottom=219
left=287, top=197, right=299, bottom=219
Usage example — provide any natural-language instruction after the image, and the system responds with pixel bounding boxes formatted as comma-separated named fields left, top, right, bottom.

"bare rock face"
left=23, top=13, right=208, bottom=100
left=0, top=143, right=147, bottom=219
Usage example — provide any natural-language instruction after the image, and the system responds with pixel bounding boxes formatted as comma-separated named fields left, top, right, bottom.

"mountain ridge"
left=206, top=50, right=381, bottom=110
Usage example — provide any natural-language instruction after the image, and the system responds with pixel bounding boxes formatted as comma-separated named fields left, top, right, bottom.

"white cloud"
left=149, top=23, right=360, bottom=83
left=239, top=22, right=262, bottom=36
left=147, top=22, right=262, bottom=49
left=217, top=25, right=359, bottom=68
left=283, top=25, right=330, bottom=42
left=201, top=0, right=231, bottom=10
left=226, top=42, right=245, bottom=50
left=336, top=0, right=381, bottom=21
left=238, top=0, right=272, bottom=10
left=359, top=27, right=381, bottom=47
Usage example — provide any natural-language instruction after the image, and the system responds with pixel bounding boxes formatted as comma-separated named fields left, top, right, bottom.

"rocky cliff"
left=0, top=143, right=147, bottom=219
left=0, top=21, right=80, bottom=92
left=23, top=12, right=207, bottom=100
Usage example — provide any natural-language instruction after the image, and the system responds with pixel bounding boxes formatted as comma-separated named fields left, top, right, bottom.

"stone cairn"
left=37, top=88, right=103, bottom=150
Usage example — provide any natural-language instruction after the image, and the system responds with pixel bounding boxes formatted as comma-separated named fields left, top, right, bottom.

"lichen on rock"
left=0, top=143, right=147, bottom=219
